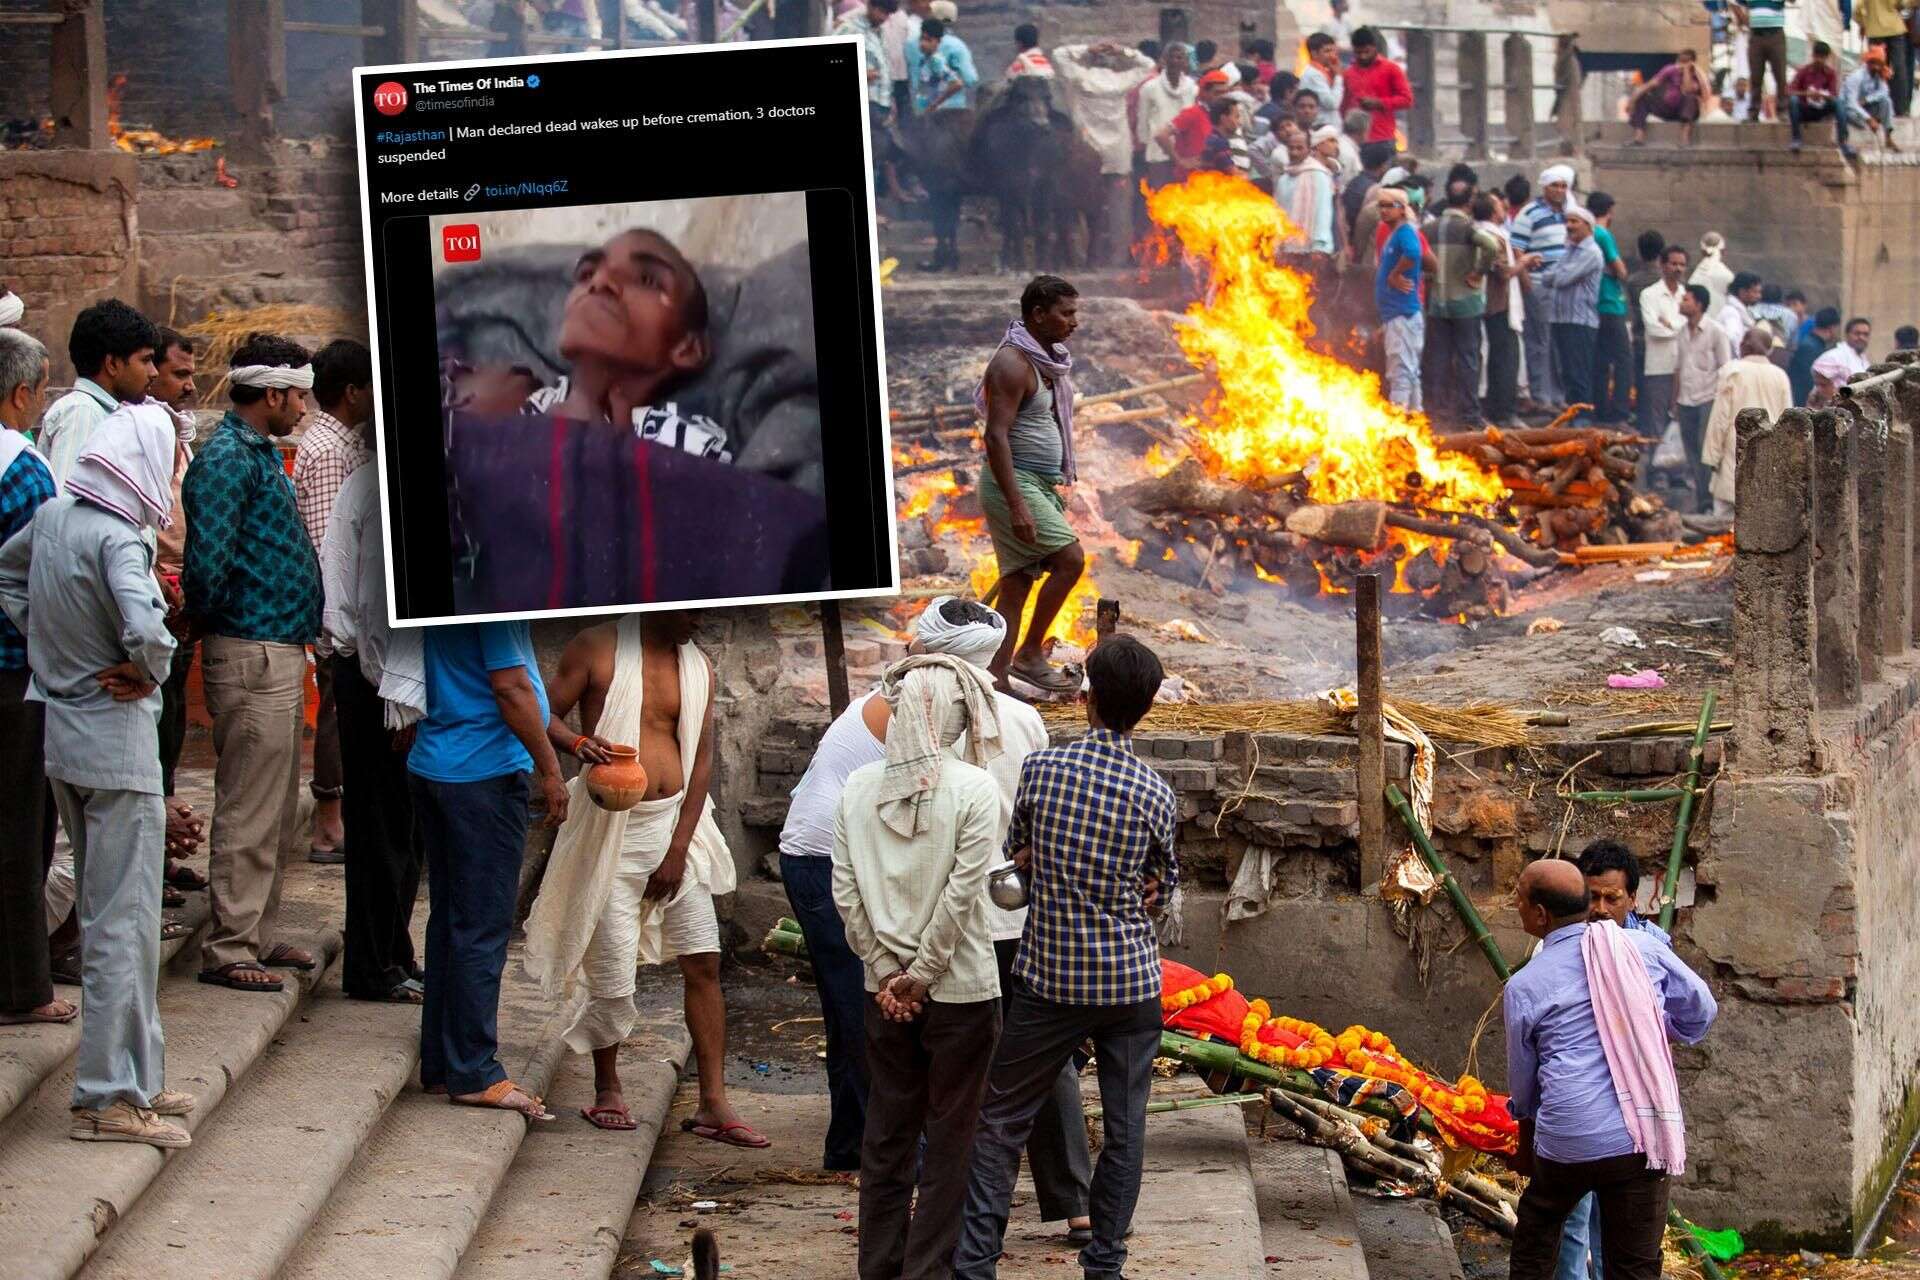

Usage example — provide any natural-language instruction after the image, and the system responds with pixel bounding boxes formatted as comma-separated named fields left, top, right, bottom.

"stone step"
left=78, top=968, right=418, bottom=1280
left=136, top=189, right=265, bottom=235
left=0, top=928, right=339, bottom=1280
left=1350, top=1193, right=1466, bottom=1280
left=275, top=954, right=579, bottom=1280
left=451, top=1023, right=691, bottom=1280
left=0, top=895, right=209, bottom=1131
left=1121, top=1090, right=1268, bottom=1279
left=1246, top=1134, right=1371, bottom=1280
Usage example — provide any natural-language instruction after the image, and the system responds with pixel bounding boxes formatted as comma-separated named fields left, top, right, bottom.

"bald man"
left=1503, top=859, right=1716, bottom=1280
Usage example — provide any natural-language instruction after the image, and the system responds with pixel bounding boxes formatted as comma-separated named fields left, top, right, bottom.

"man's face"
left=918, top=32, right=937, bottom=55
left=1377, top=196, right=1404, bottom=227
left=255, top=386, right=308, bottom=437
left=3, top=364, right=49, bottom=432
left=1849, top=322, right=1872, bottom=353
left=1286, top=133, right=1310, bottom=162
left=1354, top=41, right=1377, bottom=65
left=651, top=609, right=698, bottom=646
left=1566, top=218, right=1591, bottom=244
left=102, top=347, right=157, bottom=402
left=1221, top=104, right=1245, bottom=134
left=1314, top=135, right=1341, bottom=163
left=559, top=230, right=707, bottom=382
left=866, top=2, right=886, bottom=23
left=1544, top=180, right=1568, bottom=207
left=1662, top=250, right=1688, bottom=285
left=1790, top=298, right=1807, bottom=319
left=335, top=382, right=375, bottom=429
left=1315, top=42, right=1340, bottom=71
left=1586, top=870, right=1635, bottom=927
left=1164, top=47, right=1188, bottom=77
left=1200, top=80, right=1224, bottom=104
left=1680, top=291, right=1703, bottom=322
left=149, top=342, right=197, bottom=412
left=1295, top=95, right=1320, bottom=126
left=1027, top=297, right=1079, bottom=345
left=1740, top=283, right=1763, bottom=305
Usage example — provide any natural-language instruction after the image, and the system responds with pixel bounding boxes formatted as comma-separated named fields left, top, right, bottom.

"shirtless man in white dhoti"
left=524, top=611, right=768, bottom=1147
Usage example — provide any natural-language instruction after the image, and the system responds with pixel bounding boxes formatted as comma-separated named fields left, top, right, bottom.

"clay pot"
left=584, top=745, right=649, bottom=812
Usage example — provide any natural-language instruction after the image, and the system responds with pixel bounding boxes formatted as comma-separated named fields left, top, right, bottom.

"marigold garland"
left=1161, top=972, right=1234, bottom=1014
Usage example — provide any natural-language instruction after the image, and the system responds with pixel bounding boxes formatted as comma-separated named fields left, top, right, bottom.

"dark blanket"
left=434, top=239, right=824, bottom=494
left=446, top=411, right=830, bottom=615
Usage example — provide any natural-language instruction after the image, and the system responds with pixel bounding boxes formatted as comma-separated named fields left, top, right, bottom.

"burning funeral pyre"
left=891, top=171, right=1714, bottom=630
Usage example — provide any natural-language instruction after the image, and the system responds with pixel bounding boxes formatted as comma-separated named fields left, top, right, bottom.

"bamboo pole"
left=1569, top=788, right=1688, bottom=803
left=1157, top=1032, right=1429, bottom=1133
left=1657, top=691, right=1717, bottom=933
left=1088, top=1092, right=1264, bottom=1119
left=1667, top=1207, right=1731, bottom=1280
left=1356, top=575, right=1388, bottom=892
left=1385, top=784, right=1512, bottom=981
left=1593, top=720, right=1731, bottom=741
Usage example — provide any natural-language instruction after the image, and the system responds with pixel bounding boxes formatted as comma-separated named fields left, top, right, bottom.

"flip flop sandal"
left=307, top=846, right=346, bottom=865
left=1008, top=657, right=1081, bottom=693
left=166, top=863, right=209, bottom=891
left=0, top=1000, right=78, bottom=1025
left=196, top=962, right=284, bottom=992
left=582, top=1104, right=638, bottom=1131
left=261, top=944, right=317, bottom=971
left=452, top=1078, right=553, bottom=1121
left=680, top=1118, right=772, bottom=1149
left=161, top=920, right=193, bottom=941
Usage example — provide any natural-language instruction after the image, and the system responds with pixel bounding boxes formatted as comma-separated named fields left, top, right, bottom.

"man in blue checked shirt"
left=954, top=635, right=1177, bottom=1280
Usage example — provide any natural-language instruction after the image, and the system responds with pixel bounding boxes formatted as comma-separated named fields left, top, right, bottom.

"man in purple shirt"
left=1504, top=859, right=1717, bottom=1280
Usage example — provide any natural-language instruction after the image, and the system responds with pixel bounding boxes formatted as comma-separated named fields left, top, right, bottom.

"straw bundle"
left=1039, top=698, right=1533, bottom=749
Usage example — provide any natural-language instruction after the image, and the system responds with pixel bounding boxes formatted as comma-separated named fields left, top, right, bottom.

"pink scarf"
left=1581, top=919, right=1688, bottom=1175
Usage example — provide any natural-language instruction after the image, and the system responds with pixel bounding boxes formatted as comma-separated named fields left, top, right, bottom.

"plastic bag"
left=1652, top=419, right=1687, bottom=470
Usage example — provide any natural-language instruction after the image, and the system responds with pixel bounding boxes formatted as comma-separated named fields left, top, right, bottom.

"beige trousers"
left=199, top=636, right=306, bottom=971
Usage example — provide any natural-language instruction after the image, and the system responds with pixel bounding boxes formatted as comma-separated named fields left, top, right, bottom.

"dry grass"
left=1038, top=698, right=1533, bottom=749
left=183, top=303, right=364, bottom=399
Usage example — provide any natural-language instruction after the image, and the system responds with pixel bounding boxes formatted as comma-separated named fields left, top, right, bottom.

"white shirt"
left=1053, top=44, right=1157, bottom=175
left=1811, top=341, right=1872, bottom=390
left=1717, top=298, right=1752, bottom=348
left=780, top=687, right=1050, bottom=942
left=318, top=464, right=399, bottom=693
left=880, top=9, right=917, bottom=81
left=1640, top=279, right=1688, bottom=377
left=1135, top=71, right=1198, bottom=162
left=832, top=758, right=1002, bottom=1003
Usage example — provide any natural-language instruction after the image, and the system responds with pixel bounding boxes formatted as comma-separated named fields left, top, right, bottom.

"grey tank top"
left=1007, top=367, right=1062, bottom=474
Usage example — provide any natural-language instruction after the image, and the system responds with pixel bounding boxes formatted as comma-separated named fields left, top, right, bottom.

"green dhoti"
left=979, top=466, right=1078, bottom=578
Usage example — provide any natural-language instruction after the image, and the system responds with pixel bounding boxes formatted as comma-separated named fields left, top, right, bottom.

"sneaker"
left=70, top=1101, right=191, bottom=1148
left=149, top=1088, right=195, bottom=1116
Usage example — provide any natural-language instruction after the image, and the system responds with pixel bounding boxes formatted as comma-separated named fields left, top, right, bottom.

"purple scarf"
left=973, top=320, right=1077, bottom=483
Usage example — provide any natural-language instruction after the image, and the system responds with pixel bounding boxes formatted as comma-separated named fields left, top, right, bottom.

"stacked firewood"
left=1430, top=420, right=1683, bottom=550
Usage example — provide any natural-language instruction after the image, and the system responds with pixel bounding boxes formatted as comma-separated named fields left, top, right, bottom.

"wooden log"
left=1114, top=458, right=1295, bottom=520
left=1286, top=501, right=1387, bottom=550
left=1356, top=576, right=1387, bottom=892
left=1433, top=426, right=1648, bottom=450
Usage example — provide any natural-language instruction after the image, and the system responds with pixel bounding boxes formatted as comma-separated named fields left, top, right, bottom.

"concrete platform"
left=1248, top=1135, right=1372, bottom=1280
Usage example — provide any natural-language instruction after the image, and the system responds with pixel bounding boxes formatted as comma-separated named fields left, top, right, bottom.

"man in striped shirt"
left=954, top=635, right=1178, bottom=1280
left=1511, top=165, right=1574, bottom=411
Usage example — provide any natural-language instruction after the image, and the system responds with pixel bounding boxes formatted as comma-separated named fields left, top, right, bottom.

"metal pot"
left=987, top=862, right=1029, bottom=910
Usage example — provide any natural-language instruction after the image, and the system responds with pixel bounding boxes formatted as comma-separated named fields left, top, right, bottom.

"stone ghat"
left=742, top=717, right=1720, bottom=905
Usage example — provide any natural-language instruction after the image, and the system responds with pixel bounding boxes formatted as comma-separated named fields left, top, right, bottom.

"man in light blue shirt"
left=1843, top=49, right=1900, bottom=147
left=35, top=299, right=159, bottom=483
left=1505, top=859, right=1717, bottom=1280
left=913, top=17, right=979, bottom=113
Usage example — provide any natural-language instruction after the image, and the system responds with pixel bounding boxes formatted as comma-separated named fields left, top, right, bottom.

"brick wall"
left=0, top=150, right=140, bottom=386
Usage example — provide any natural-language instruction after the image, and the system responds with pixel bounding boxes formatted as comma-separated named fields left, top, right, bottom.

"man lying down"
left=443, top=228, right=733, bottom=463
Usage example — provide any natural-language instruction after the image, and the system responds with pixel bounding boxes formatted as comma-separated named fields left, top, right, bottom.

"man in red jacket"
left=1340, top=27, right=1413, bottom=143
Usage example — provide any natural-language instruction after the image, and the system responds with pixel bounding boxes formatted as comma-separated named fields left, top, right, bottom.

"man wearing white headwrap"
left=1523, top=203, right=1605, bottom=424
left=1511, top=166, right=1575, bottom=411
left=0, top=291, right=23, bottom=329
left=182, top=333, right=324, bottom=992
left=833, top=654, right=1005, bottom=1280
left=776, top=597, right=1089, bottom=1234
left=0, top=401, right=193, bottom=1148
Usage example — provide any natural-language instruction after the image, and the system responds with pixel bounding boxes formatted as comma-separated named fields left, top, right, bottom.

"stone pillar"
left=362, top=0, right=421, bottom=65
left=49, top=0, right=108, bottom=150
left=228, top=0, right=287, bottom=163
left=1458, top=32, right=1489, bottom=160
left=1853, top=395, right=1889, bottom=685
left=1504, top=34, right=1536, bottom=159
left=1733, top=408, right=1818, bottom=774
left=1896, top=372, right=1920, bottom=648
left=1554, top=35, right=1583, bottom=155
left=1887, top=421, right=1913, bottom=656
left=1405, top=30, right=1436, bottom=151
left=1812, top=409, right=1861, bottom=707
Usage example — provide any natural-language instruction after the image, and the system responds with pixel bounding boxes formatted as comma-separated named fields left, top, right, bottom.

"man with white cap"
left=0, top=401, right=193, bottom=1148
left=182, top=333, right=324, bottom=993
left=0, top=291, right=24, bottom=329
left=1522, top=203, right=1605, bottom=423
left=1275, top=126, right=1342, bottom=263
left=777, top=597, right=1091, bottom=1236
left=1511, top=166, right=1575, bottom=412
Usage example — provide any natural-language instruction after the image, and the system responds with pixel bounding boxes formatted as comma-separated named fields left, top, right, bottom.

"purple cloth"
left=972, top=320, right=1077, bottom=483
left=1502, top=922, right=1716, bottom=1165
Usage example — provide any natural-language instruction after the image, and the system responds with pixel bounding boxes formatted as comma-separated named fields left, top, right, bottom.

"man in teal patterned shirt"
left=182, top=333, right=324, bottom=993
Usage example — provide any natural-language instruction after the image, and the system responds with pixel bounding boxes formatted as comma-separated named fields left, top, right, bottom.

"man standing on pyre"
left=975, top=275, right=1084, bottom=696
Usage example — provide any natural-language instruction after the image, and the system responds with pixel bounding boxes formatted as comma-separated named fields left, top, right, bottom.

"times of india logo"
left=373, top=81, right=408, bottom=115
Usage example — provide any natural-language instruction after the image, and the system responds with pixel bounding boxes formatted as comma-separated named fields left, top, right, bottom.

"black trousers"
left=335, top=658, right=422, bottom=998
left=1483, top=311, right=1521, bottom=423
left=1593, top=313, right=1634, bottom=424
left=1551, top=322, right=1599, bottom=419
left=1789, top=97, right=1851, bottom=145
left=1508, top=1152, right=1669, bottom=1280
left=1676, top=402, right=1714, bottom=513
left=1425, top=313, right=1485, bottom=425
left=1873, top=34, right=1914, bottom=116
left=157, top=636, right=194, bottom=797
left=0, top=669, right=55, bottom=1014
left=954, top=986, right=1161, bottom=1278
left=994, top=938, right=1093, bottom=1222
left=859, top=996, right=1000, bottom=1280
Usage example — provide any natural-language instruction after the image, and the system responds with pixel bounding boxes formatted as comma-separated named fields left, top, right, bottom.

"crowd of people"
left=1626, top=38, right=1903, bottom=157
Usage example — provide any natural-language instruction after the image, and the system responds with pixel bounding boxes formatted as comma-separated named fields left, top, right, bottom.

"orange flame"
left=1142, top=171, right=1502, bottom=522
left=107, top=74, right=219, bottom=156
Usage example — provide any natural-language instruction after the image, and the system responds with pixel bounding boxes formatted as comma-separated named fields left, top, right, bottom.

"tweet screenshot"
left=352, top=37, right=894, bottom=625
